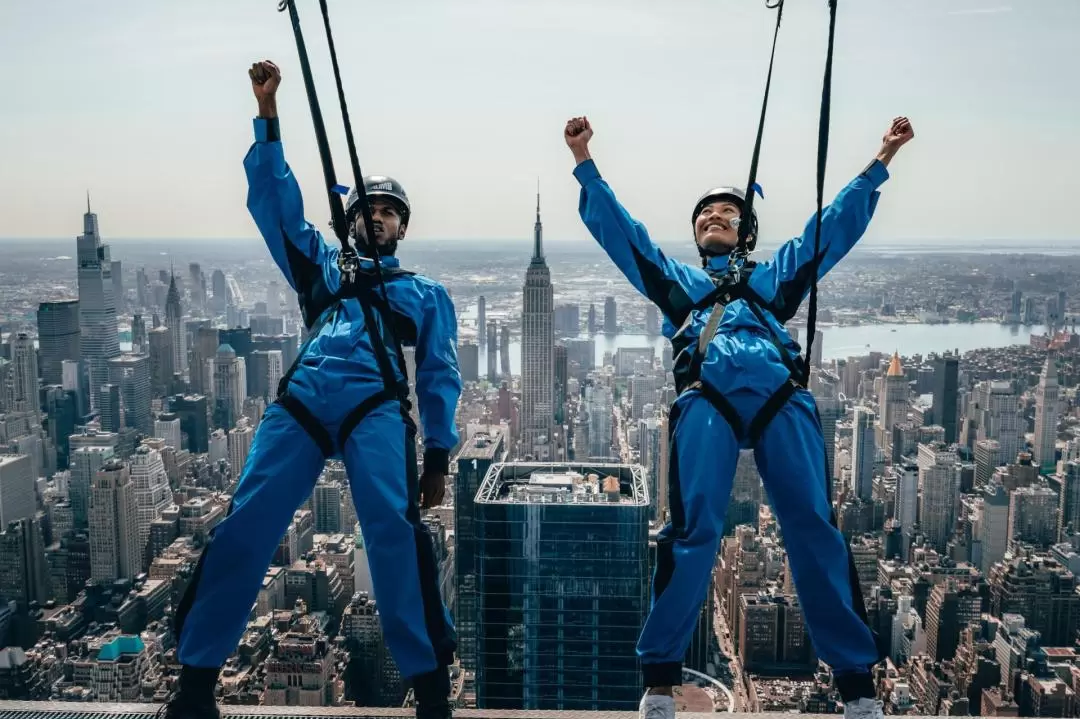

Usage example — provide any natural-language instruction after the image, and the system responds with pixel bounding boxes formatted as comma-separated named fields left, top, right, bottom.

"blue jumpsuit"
left=174, top=117, right=461, bottom=684
left=573, top=158, right=889, bottom=689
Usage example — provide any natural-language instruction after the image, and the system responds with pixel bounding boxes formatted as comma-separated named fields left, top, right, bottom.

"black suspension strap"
left=278, top=0, right=352, bottom=256
left=278, top=0, right=411, bottom=392
left=801, top=0, right=838, bottom=385
left=735, top=0, right=784, bottom=259
left=315, top=0, right=411, bottom=388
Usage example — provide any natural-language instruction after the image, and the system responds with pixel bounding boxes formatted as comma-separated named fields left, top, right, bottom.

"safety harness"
left=671, top=260, right=806, bottom=446
left=274, top=0, right=416, bottom=457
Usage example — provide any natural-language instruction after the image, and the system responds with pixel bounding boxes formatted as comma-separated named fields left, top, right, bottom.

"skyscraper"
left=520, top=188, right=555, bottom=460
left=458, top=341, right=480, bottom=383
left=851, top=406, right=876, bottom=501
left=918, top=442, right=960, bottom=551
left=107, top=354, right=152, bottom=436
left=1034, top=354, right=1060, bottom=473
left=932, top=354, right=959, bottom=444
left=816, top=395, right=842, bottom=480
left=128, top=445, right=171, bottom=566
left=603, top=296, right=617, bottom=334
left=880, top=351, right=908, bottom=446
left=477, top=295, right=487, bottom=346
left=147, top=326, right=174, bottom=396
left=37, top=299, right=81, bottom=386
left=474, top=462, right=649, bottom=710
left=76, top=195, right=121, bottom=405
left=189, top=326, right=220, bottom=396
left=0, top=455, right=35, bottom=526
left=454, top=428, right=507, bottom=672
left=212, top=344, right=247, bottom=429
left=165, top=273, right=186, bottom=379
left=89, top=459, right=141, bottom=582
left=485, top=320, right=498, bottom=382
left=5, top=332, right=40, bottom=419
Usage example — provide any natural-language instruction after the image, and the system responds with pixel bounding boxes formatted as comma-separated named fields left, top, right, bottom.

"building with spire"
left=76, top=194, right=121, bottom=407
left=520, top=185, right=555, bottom=460
left=165, top=272, right=186, bottom=380
left=1034, top=354, right=1059, bottom=473
left=879, top=351, right=908, bottom=451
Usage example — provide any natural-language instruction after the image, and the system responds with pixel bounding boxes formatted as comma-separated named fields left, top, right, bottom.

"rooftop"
left=475, top=462, right=648, bottom=507
left=456, top=430, right=507, bottom=461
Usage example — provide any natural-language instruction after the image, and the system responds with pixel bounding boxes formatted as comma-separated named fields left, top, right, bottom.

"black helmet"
left=692, top=186, right=759, bottom=253
left=346, top=175, right=411, bottom=226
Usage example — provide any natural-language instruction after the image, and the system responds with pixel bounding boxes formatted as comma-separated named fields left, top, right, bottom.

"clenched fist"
left=249, top=60, right=281, bottom=118
left=876, top=116, right=914, bottom=167
left=565, top=116, right=593, bottom=165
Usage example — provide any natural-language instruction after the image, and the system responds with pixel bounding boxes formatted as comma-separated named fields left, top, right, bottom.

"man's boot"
left=162, top=666, right=221, bottom=719
left=413, top=666, right=452, bottom=719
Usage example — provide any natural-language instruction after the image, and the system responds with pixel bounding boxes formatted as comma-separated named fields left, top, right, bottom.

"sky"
left=1, top=0, right=1078, bottom=247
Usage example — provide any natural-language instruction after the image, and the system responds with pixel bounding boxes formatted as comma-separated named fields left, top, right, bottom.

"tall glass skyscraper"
left=454, top=427, right=508, bottom=673
left=76, top=196, right=120, bottom=406
left=475, top=462, right=649, bottom=711
left=37, top=299, right=81, bottom=386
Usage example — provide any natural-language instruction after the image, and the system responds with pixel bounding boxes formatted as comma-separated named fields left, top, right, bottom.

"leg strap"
left=746, top=376, right=800, bottom=445
left=336, top=388, right=414, bottom=450
left=690, top=380, right=746, bottom=441
left=688, top=373, right=802, bottom=446
left=276, top=394, right=335, bottom=458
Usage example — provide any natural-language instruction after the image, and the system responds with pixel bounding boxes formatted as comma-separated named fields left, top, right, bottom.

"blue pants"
left=637, top=388, right=878, bottom=687
left=174, top=392, right=455, bottom=680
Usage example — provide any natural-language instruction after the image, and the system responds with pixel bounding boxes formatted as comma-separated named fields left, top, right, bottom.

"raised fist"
left=882, top=116, right=914, bottom=151
left=249, top=60, right=281, bottom=102
left=564, top=116, right=593, bottom=155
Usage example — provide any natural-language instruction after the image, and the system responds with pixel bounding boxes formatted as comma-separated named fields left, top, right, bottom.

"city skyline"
left=0, top=164, right=1078, bottom=714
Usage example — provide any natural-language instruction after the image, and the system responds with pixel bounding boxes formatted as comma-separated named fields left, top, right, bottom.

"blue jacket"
left=574, top=158, right=889, bottom=403
left=244, top=117, right=461, bottom=469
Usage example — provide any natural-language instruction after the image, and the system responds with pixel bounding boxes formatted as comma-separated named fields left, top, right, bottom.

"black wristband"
left=423, top=447, right=450, bottom=476
left=262, top=116, right=281, bottom=143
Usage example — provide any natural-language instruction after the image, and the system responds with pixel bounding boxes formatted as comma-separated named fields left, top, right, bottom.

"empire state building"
left=520, top=188, right=555, bottom=460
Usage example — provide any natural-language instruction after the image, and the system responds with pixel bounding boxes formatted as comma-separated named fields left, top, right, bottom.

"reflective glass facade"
left=475, top=463, right=649, bottom=710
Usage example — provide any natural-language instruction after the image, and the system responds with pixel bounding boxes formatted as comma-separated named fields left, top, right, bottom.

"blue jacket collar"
left=705, top=253, right=747, bottom=275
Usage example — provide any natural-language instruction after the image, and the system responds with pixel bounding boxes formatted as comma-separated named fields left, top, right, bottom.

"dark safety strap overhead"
left=735, top=0, right=837, bottom=386
left=278, top=0, right=411, bottom=392
left=735, top=0, right=784, bottom=259
left=801, top=0, right=838, bottom=386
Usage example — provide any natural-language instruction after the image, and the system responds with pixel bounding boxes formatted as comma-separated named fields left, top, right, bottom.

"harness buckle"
left=338, top=249, right=360, bottom=285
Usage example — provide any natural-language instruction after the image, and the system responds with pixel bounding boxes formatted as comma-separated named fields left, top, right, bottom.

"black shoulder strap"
left=801, top=0, right=838, bottom=384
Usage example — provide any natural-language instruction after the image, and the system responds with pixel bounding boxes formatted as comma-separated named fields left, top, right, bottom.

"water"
left=475, top=322, right=1050, bottom=376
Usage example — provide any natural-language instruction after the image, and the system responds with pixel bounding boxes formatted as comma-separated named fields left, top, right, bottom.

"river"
left=475, top=322, right=1050, bottom=376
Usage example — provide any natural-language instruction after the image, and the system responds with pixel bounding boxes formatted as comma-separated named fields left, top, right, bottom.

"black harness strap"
left=734, top=0, right=784, bottom=257
left=277, top=393, right=335, bottom=458
left=337, top=387, right=417, bottom=452
left=801, top=0, right=838, bottom=382
left=689, top=380, right=746, bottom=440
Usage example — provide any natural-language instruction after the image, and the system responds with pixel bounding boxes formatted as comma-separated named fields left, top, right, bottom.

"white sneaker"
left=640, top=693, right=676, bottom=719
left=844, top=697, right=884, bottom=719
